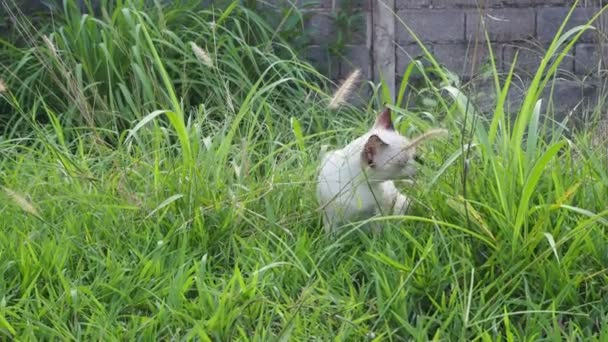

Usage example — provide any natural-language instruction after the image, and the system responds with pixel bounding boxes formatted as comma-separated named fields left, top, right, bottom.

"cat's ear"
left=362, top=134, right=388, bottom=167
left=373, top=107, right=394, bottom=130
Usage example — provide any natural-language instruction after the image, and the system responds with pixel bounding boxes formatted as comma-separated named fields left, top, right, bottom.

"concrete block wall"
left=301, top=0, right=373, bottom=81
left=299, top=0, right=608, bottom=113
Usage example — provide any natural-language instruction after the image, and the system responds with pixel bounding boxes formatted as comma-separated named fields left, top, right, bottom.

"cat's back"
left=317, top=148, right=343, bottom=194
left=317, top=146, right=364, bottom=201
left=318, top=147, right=354, bottom=181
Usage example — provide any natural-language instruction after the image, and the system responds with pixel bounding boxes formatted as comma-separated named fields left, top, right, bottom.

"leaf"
left=367, top=252, right=411, bottom=273
left=543, top=232, right=560, bottom=264
left=0, top=312, right=16, bottom=336
left=555, top=182, right=581, bottom=206
left=216, top=1, right=238, bottom=27
left=396, top=60, right=421, bottom=108
left=145, top=194, right=184, bottom=219
left=558, top=205, right=608, bottom=226
left=428, top=144, right=477, bottom=188
left=125, top=109, right=169, bottom=145
left=514, top=140, right=566, bottom=237
left=447, top=196, right=496, bottom=241
left=525, top=99, right=542, bottom=168
left=290, top=117, right=305, bottom=152
left=378, top=71, right=393, bottom=104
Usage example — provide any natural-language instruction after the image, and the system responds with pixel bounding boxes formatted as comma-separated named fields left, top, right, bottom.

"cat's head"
left=361, top=107, right=446, bottom=181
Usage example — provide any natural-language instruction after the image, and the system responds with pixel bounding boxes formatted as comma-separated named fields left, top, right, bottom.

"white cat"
left=316, top=107, right=446, bottom=234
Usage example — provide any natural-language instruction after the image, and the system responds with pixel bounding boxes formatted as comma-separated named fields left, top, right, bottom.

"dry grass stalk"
left=329, top=68, right=360, bottom=109
left=190, top=42, right=213, bottom=68
left=592, top=119, right=607, bottom=145
left=3, top=186, right=41, bottom=218
left=0, top=79, right=6, bottom=93
left=406, top=129, right=449, bottom=150
left=590, top=120, right=608, bottom=161
left=224, top=81, right=235, bottom=113
left=39, top=34, right=98, bottom=129
left=42, top=35, right=58, bottom=58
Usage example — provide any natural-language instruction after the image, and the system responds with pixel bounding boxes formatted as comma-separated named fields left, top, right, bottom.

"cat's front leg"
left=392, top=192, right=410, bottom=215
left=380, top=181, right=411, bottom=215
left=322, top=205, right=352, bottom=235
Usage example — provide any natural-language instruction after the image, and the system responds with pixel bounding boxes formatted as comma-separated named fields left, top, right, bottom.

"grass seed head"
left=3, top=186, right=41, bottom=218
left=329, top=68, right=360, bottom=109
left=190, top=42, right=214, bottom=68
left=42, top=35, right=58, bottom=58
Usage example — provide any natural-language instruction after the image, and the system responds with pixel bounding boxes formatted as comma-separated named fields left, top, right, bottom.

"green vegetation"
left=0, top=0, right=607, bottom=340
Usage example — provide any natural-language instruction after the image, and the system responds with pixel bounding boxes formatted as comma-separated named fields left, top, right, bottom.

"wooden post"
left=372, top=0, right=395, bottom=102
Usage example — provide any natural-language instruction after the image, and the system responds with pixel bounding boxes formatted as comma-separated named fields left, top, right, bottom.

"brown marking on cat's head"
left=362, top=107, right=447, bottom=181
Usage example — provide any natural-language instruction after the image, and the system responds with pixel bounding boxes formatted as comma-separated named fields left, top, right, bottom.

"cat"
left=316, top=107, right=446, bottom=234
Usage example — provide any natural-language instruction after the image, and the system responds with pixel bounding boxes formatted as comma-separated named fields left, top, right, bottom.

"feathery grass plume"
left=190, top=42, right=213, bottom=67
left=224, top=81, right=235, bottom=113
left=405, top=128, right=449, bottom=150
left=42, top=35, right=58, bottom=58
left=3, top=186, right=41, bottom=218
left=328, top=68, right=360, bottom=109
left=0, top=79, right=6, bottom=93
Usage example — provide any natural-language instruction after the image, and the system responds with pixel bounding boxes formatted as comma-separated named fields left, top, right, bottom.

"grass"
left=1, top=0, right=608, bottom=340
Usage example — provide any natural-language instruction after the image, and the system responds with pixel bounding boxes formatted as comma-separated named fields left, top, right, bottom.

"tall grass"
left=0, top=0, right=607, bottom=340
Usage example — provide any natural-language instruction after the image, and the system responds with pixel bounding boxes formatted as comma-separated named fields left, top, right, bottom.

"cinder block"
left=339, top=44, right=372, bottom=80
left=306, top=0, right=371, bottom=7
left=395, top=0, right=430, bottom=9
left=346, top=11, right=369, bottom=45
left=433, top=42, right=491, bottom=75
left=344, top=0, right=371, bottom=9
left=502, top=45, right=542, bottom=74
left=465, top=77, right=501, bottom=113
left=303, top=8, right=369, bottom=45
left=467, top=8, right=535, bottom=42
left=505, top=80, right=528, bottom=113
left=264, top=0, right=305, bottom=7
left=541, top=79, right=598, bottom=119
left=396, top=9, right=465, bottom=43
left=502, top=44, right=574, bottom=76
left=304, top=11, right=337, bottom=45
left=574, top=43, right=607, bottom=74
left=576, top=0, right=608, bottom=6
left=300, top=0, right=323, bottom=7
left=501, top=0, right=544, bottom=5
left=430, top=0, right=500, bottom=8
left=539, top=0, right=576, bottom=4
left=395, top=43, right=429, bottom=74
left=468, top=69, right=600, bottom=118
left=303, top=45, right=340, bottom=79
left=536, top=7, right=601, bottom=44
